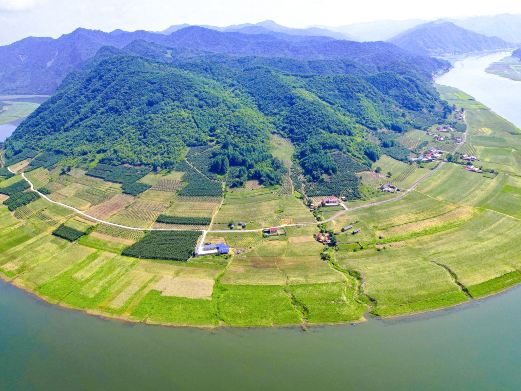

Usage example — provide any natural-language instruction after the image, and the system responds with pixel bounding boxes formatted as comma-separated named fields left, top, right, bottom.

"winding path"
left=7, top=120, right=467, bottom=235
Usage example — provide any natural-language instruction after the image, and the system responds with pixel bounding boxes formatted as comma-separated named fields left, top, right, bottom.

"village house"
left=263, top=227, right=284, bottom=236
left=341, top=225, right=353, bottom=232
left=461, top=154, right=477, bottom=162
left=195, top=243, right=230, bottom=257
left=380, top=183, right=400, bottom=193
left=321, top=196, right=340, bottom=207
left=315, top=232, right=332, bottom=244
left=437, top=125, right=453, bottom=133
left=465, top=165, right=483, bottom=173
left=415, top=148, right=443, bottom=163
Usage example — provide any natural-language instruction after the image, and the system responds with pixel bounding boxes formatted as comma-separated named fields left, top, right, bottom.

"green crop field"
left=214, top=187, right=315, bottom=229
left=1, top=86, right=521, bottom=327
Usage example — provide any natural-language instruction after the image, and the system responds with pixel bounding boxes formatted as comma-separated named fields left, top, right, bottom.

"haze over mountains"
left=0, top=24, right=446, bottom=95
left=389, top=21, right=512, bottom=57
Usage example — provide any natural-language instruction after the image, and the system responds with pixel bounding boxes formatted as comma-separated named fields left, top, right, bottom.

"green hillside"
left=5, top=42, right=449, bottom=197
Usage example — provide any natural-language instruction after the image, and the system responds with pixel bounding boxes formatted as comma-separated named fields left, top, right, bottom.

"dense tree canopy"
left=5, top=38, right=450, bottom=196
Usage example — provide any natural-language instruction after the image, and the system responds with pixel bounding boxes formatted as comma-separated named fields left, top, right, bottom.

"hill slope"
left=5, top=40, right=450, bottom=197
left=389, top=21, right=512, bottom=56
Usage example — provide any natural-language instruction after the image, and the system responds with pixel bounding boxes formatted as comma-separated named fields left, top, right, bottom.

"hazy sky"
left=1, top=0, right=521, bottom=44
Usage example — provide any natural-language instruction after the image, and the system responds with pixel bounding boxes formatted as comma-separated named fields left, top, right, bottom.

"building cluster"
left=340, top=224, right=361, bottom=235
left=413, top=148, right=444, bottom=163
left=437, top=125, right=453, bottom=133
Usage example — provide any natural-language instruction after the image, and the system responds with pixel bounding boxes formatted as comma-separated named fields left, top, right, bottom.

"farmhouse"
left=465, top=165, right=483, bottom=173
left=341, top=225, right=353, bottom=232
left=380, top=183, right=400, bottom=193
left=461, top=154, right=477, bottom=162
left=263, top=227, right=284, bottom=236
left=437, top=125, right=452, bottom=132
left=352, top=228, right=361, bottom=235
left=321, top=197, right=340, bottom=207
left=195, top=243, right=230, bottom=257
left=315, top=232, right=332, bottom=244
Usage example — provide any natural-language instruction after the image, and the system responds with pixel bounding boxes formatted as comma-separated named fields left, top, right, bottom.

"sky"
left=1, top=0, right=521, bottom=44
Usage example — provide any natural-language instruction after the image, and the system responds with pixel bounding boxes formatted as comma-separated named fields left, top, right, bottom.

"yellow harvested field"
left=87, top=194, right=134, bottom=219
left=154, top=275, right=215, bottom=299
left=9, top=159, right=30, bottom=173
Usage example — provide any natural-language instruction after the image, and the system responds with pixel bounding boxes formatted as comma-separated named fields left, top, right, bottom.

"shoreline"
left=2, top=272, right=520, bottom=330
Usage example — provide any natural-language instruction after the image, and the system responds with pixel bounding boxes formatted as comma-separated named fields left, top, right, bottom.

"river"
left=0, top=122, right=17, bottom=142
left=1, top=54, right=521, bottom=391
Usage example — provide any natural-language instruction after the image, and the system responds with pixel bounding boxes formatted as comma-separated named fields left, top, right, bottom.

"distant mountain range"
left=452, top=14, right=521, bottom=44
left=0, top=24, right=444, bottom=95
left=160, top=20, right=351, bottom=40
left=389, top=21, right=512, bottom=57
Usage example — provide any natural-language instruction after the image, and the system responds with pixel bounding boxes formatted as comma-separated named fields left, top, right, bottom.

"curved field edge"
left=1, top=85, right=521, bottom=326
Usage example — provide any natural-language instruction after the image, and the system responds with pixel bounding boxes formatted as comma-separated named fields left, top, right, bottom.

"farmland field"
left=1, top=86, right=521, bottom=327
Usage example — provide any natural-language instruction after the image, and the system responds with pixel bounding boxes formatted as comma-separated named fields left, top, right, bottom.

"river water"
left=1, top=54, right=521, bottom=391
left=0, top=122, right=17, bottom=142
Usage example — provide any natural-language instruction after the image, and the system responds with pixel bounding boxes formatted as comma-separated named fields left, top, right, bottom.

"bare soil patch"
left=154, top=275, right=215, bottom=299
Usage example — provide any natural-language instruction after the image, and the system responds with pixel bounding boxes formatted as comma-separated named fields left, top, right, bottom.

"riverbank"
left=2, top=276, right=521, bottom=391
left=2, top=53, right=521, bottom=327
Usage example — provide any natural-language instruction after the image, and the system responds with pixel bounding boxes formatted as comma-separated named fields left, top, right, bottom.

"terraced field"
left=0, top=86, right=521, bottom=327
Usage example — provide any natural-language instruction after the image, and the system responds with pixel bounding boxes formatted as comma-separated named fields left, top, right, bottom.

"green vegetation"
left=0, top=168, right=14, bottom=178
left=0, top=84, right=520, bottom=327
left=3, top=191, right=39, bottom=211
left=176, top=161, right=223, bottom=197
left=52, top=224, right=87, bottom=242
left=87, top=164, right=151, bottom=184
left=27, top=151, right=64, bottom=170
left=156, top=215, right=211, bottom=226
left=0, top=178, right=29, bottom=196
left=5, top=38, right=450, bottom=196
left=486, top=55, right=521, bottom=82
left=122, top=231, right=201, bottom=261
left=0, top=99, right=40, bottom=125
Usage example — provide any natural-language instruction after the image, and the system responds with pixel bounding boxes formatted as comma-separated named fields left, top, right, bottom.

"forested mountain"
left=389, top=21, right=512, bottom=56
left=5, top=37, right=450, bottom=195
left=0, top=28, right=171, bottom=94
left=0, top=25, right=445, bottom=95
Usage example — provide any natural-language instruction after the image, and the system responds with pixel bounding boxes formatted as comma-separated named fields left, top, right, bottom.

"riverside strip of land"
left=1, top=86, right=521, bottom=327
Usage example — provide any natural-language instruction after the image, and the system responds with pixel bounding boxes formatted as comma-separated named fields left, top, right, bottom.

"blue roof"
left=203, top=243, right=230, bottom=254
left=217, top=244, right=230, bottom=254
